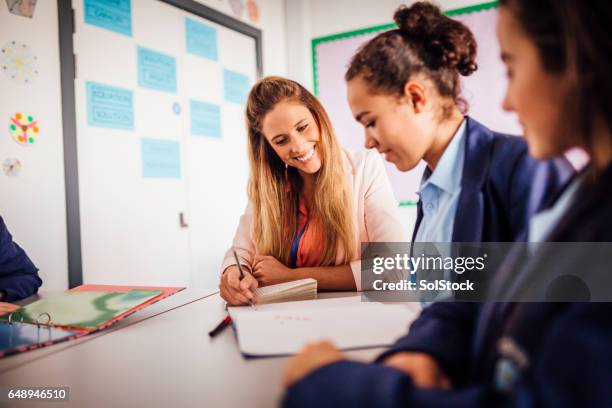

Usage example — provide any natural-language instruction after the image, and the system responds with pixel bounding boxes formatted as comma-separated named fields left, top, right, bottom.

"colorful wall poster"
left=9, top=113, right=38, bottom=146
left=2, top=158, right=22, bottom=177
left=141, top=138, right=181, bottom=179
left=84, top=0, right=132, bottom=37
left=1, top=40, right=38, bottom=84
left=190, top=100, right=221, bottom=138
left=185, top=17, right=218, bottom=61
left=137, top=46, right=177, bottom=93
left=86, top=81, right=134, bottom=130
left=6, top=0, right=37, bottom=18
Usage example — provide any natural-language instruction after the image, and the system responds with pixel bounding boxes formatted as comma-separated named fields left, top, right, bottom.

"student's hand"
left=219, top=265, right=258, bottom=306
left=282, top=340, right=345, bottom=388
left=252, top=255, right=291, bottom=286
left=383, top=352, right=451, bottom=390
left=0, top=302, right=20, bottom=316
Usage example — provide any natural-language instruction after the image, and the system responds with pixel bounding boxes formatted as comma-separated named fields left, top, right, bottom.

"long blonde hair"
left=245, top=76, right=356, bottom=266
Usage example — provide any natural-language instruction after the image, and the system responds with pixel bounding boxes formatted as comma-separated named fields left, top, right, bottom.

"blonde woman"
left=219, top=76, right=406, bottom=305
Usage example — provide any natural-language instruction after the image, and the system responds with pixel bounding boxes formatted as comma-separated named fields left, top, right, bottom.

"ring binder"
left=36, top=312, right=52, bottom=326
left=1, top=284, right=184, bottom=358
left=5, top=313, right=25, bottom=325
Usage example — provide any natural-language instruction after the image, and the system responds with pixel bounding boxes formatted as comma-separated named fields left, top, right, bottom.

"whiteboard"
left=313, top=4, right=520, bottom=204
left=66, top=0, right=259, bottom=288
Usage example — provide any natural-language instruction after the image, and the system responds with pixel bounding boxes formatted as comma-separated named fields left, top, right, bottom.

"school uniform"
left=0, top=216, right=42, bottom=301
left=413, top=116, right=573, bottom=244
left=282, top=166, right=612, bottom=407
left=411, top=117, right=571, bottom=300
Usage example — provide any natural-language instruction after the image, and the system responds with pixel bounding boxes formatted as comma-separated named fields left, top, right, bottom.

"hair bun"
left=394, top=2, right=478, bottom=76
left=393, top=2, right=441, bottom=41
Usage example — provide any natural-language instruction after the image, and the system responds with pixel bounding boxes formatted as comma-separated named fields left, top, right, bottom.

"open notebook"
left=254, top=278, right=317, bottom=305
left=228, top=296, right=422, bottom=357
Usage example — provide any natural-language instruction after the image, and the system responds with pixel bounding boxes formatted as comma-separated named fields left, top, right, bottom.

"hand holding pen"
left=218, top=250, right=258, bottom=306
left=211, top=250, right=257, bottom=338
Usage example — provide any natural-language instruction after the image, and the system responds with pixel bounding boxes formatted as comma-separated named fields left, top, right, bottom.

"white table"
left=0, top=288, right=218, bottom=375
left=0, top=292, right=387, bottom=407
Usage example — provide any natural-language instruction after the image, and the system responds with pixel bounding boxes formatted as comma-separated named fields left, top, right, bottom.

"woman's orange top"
left=295, top=197, right=324, bottom=268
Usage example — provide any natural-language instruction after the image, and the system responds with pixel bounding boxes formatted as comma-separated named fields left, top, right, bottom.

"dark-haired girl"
left=280, top=1, right=612, bottom=406
left=345, top=2, right=569, bottom=246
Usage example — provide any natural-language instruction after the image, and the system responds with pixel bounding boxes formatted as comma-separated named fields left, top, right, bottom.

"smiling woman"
left=218, top=76, right=408, bottom=306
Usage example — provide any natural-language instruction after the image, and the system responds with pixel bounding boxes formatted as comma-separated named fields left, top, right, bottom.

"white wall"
left=0, top=0, right=68, bottom=291
left=193, top=0, right=288, bottom=76
left=0, top=0, right=287, bottom=292
left=285, top=0, right=490, bottom=90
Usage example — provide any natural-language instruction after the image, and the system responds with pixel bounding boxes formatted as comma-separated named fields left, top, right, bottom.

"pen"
left=208, top=315, right=232, bottom=337
left=210, top=252, right=257, bottom=337
left=233, top=250, right=256, bottom=308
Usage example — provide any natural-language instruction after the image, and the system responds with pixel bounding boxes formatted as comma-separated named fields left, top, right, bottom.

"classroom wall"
left=193, top=0, right=288, bottom=75
left=0, top=0, right=287, bottom=292
left=0, top=1, right=68, bottom=292
left=285, top=0, right=491, bottom=91
left=1, top=0, right=486, bottom=293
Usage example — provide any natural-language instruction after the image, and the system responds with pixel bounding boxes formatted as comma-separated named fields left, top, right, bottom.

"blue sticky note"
left=141, top=138, right=181, bottom=179
left=223, top=69, right=250, bottom=104
left=190, top=100, right=221, bottom=138
left=185, top=17, right=218, bottom=61
left=86, top=81, right=134, bottom=130
left=137, top=46, right=177, bottom=93
left=84, top=0, right=132, bottom=37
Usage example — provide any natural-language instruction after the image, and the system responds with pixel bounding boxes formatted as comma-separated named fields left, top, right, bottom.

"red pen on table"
left=208, top=315, right=232, bottom=337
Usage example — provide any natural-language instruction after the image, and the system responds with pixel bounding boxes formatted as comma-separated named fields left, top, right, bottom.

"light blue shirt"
left=415, top=119, right=467, bottom=243
left=528, top=174, right=583, bottom=242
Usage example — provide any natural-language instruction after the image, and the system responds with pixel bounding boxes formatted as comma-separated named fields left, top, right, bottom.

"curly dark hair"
left=345, top=2, right=477, bottom=116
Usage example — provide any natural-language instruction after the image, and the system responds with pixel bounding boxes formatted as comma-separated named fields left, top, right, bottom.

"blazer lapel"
left=411, top=199, right=423, bottom=244
left=452, top=117, right=493, bottom=243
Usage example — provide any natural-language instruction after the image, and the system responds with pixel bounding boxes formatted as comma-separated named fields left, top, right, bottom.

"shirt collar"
left=298, top=196, right=308, bottom=216
left=422, top=119, right=466, bottom=194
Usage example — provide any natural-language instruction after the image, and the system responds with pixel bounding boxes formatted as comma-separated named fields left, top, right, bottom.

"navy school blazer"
left=411, top=116, right=573, bottom=243
left=282, top=119, right=596, bottom=408
left=282, top=164, right=612, bottom=407
left=0, top=216, right=42, bottom=301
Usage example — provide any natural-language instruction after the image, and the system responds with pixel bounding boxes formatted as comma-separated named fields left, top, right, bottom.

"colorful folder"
left=0, top=284, right=183, bottom=358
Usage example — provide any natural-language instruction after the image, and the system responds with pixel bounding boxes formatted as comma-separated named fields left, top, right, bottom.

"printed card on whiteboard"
left=185, top=16, right=218, bottom=61
left=223, top=69, right=250, bottom=104
left=137, top=46, right=177, bottom=93
left=141, top=138, right=181, bottom=179
left=84, top=0, right=132, bottom=37
left=86, top=81, right=134, bottom=130
left=190, top=100, right=221, bottom=138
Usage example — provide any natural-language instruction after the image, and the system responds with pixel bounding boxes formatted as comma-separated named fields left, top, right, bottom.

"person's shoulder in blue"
left=280, top=1, right=612, bottom=407
left=0, top=215, right=42, bottom=301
